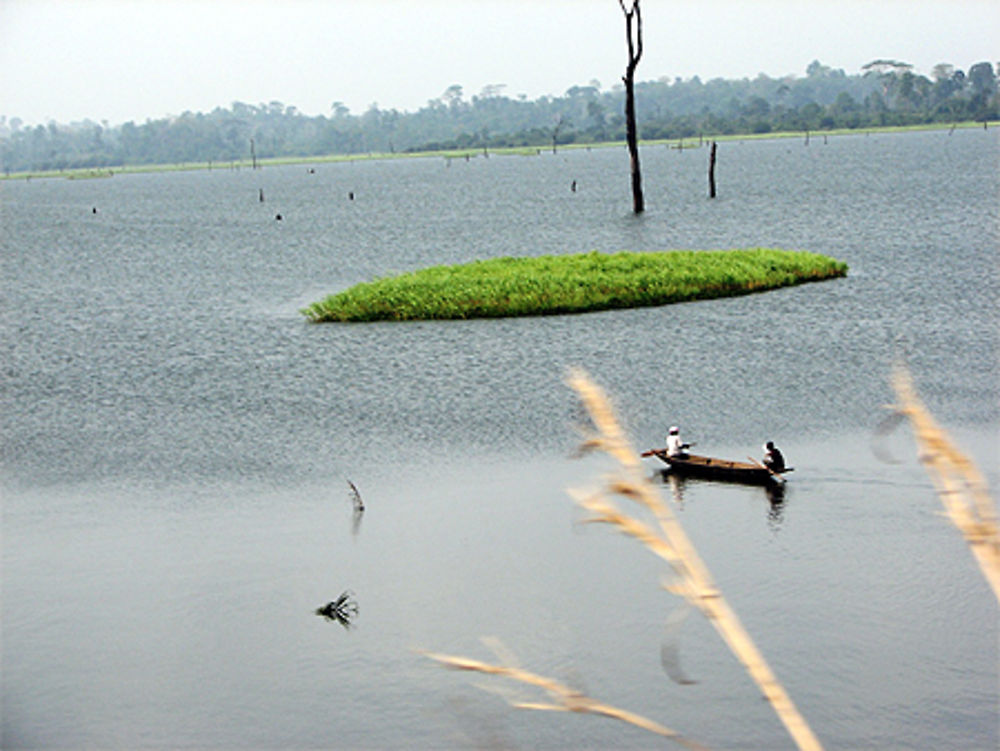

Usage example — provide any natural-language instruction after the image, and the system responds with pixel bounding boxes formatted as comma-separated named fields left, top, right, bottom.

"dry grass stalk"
left=891, top=366, right=1000, bottom=602
left=421, top=638, right=707, bottom=750
left=567, top=368, right=823, bottom=751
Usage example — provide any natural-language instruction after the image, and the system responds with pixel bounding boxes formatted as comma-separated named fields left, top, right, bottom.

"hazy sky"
left=1, top=0, right=996, bottom=126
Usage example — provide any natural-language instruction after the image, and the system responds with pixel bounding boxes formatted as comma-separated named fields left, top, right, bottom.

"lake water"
left=2, top=129, right=998, bottom=749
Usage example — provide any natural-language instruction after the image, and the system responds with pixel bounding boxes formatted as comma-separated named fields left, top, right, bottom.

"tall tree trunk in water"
left=620, top=0, right=644, bottom=214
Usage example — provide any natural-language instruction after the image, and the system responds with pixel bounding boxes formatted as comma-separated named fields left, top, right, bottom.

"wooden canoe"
left=642, top=450, right=784, bottom=485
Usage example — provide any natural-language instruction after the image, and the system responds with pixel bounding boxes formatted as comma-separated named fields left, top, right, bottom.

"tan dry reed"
left=422, top=637, right=707, bottom=750
left=890, top=366, right=1000, bottom=602
left=566, top=369, right=822, bottom=751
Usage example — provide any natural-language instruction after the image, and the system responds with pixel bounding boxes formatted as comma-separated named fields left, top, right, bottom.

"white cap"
left=669, top=426, right=679, bottom=434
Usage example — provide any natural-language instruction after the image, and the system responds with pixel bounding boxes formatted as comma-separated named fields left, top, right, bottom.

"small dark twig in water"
left=347, top=480, right=365, bottom=536
left=347, top=480, right=365, bottom=512
left=316, top=590, right=359, bottom=629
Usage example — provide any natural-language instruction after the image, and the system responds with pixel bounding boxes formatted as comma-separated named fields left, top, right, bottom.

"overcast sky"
left=1, top=0, right=996, bottom=126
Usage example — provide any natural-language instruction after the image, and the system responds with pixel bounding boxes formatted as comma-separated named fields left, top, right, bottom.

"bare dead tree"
left=552, top=115, right=567, bottom=154
left=619, top=0, right=644, bottom=213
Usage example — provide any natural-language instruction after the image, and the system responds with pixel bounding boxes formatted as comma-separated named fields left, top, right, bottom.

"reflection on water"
left=660, top=471, right=687, bottom=505
left=766, top=486, right=786, bottom=532
left=659, top=603, right=697, bottom=685
left=655, top=470, right=788, bottom=530
left=351, top=506, right=365, bottom=538
left=764, top=481, right=786, bottom=508
left=870, top=409, right=908, bottom=465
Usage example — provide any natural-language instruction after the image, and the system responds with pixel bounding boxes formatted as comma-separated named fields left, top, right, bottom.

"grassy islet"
left=303, top=248, right=847, bottom=323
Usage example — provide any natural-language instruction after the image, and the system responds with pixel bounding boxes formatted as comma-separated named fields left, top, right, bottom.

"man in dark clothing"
left=762, top=441, right=785, bottom=472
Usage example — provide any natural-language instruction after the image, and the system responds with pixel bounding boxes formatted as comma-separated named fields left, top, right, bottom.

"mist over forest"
left=2, top=59, right=997, bottom=173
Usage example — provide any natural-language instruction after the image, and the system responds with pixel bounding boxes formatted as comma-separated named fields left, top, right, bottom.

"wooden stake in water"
left=708, top=141, right=718, bottom=198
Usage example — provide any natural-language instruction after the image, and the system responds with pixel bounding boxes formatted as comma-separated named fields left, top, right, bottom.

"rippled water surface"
left=3, top=129, right=998, bottom=749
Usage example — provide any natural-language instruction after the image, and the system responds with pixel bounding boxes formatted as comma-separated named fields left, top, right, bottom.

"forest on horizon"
left=2, top=59, right=997, bottom=174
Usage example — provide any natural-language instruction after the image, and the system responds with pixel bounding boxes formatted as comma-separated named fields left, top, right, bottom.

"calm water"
left=2, top=129, right=998, bottom=749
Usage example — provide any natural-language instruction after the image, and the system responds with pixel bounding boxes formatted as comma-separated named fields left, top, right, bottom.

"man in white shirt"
left=666, top=426, right=690, bottom=458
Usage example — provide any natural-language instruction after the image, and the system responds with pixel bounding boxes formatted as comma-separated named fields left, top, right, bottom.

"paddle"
left=747, top=456, right=794, bottom=474
left=642, top=442, right=695, bottom=458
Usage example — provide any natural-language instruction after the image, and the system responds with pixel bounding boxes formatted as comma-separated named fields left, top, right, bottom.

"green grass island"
left=303, top=248, right=847, bottom=323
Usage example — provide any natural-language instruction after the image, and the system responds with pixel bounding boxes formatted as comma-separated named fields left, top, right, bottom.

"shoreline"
left=3, top=120, right=995, bottom=182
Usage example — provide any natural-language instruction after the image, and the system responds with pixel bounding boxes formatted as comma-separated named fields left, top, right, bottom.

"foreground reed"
left=304, top=248, right=847, bottom=322
left=566, top=369, right=822, bottom=750
left=425, top=369, right=822, bottom=749
left=890, top=366, right=1000, bottom=601
left=422, top=638, right=706, bottom=750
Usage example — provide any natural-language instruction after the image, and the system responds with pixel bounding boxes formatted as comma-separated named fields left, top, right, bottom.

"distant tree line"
left=1, top=60, right=996, bottom=173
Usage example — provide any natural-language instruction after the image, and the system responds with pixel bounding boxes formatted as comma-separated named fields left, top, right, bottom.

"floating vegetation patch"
left=303, top=248, right=847, bottom=323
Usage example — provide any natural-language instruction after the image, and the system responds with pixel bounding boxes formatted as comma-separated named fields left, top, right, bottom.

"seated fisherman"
left=762, top=441, right=786, bottom=472
left=666, top=426, right=690, bottom=459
